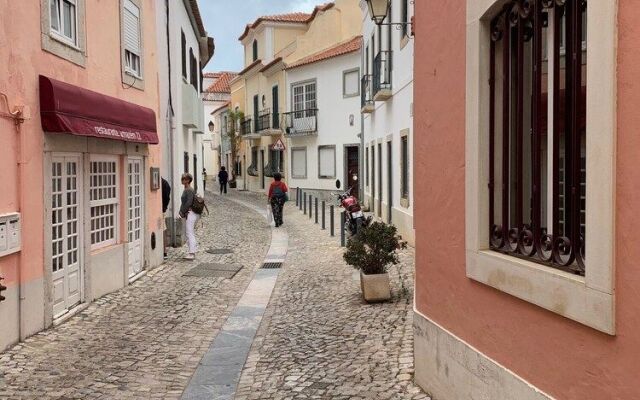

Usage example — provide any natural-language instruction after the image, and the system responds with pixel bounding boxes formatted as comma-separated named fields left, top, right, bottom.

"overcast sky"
left=200, top=0, right=329, bottom=72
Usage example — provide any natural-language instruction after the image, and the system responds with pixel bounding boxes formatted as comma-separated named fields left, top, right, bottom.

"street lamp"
left=365, top=0, right=413, bottom=32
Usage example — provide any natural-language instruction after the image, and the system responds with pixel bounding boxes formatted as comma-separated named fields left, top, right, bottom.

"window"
left=235, top=159, right=242, bottom=177
left=292, top=82, right=317, bottom=117
left=488, top=0, right=587, bottom=274
left=466, top=0, right=616, bottom=334
left=291, top=148, right=307, bottom=179
left=123, top=0, right=142, bottom=78
left=401, top=135, right=409, bottom=199
left=181, top=30, right=187, bottom=79
left=89, top=157, right=119, bottom=249
left=189, top=48, right=198, bottom=89
left=318, top=146, right=336, bottom=179
left=365, top=146, right=369, bottom=187
left=343, top=69, right=360, bottom=97
left=50, top=0, right=77, bottom=45
left=252, top=39, right=258, bottom=62
left=401, top=0, right=409, bottom=38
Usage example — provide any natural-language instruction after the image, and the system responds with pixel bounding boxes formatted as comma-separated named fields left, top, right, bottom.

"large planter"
left=360, top=271, right=391, bottom=302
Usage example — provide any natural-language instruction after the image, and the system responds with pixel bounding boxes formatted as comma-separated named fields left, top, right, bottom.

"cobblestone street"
left=0, top=190, right=427, bottom=400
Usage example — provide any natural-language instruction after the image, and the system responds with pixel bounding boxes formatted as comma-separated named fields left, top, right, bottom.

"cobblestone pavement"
left=227, top=191, right=428, bottom=400
left=0, top=191, right=271, bottom=400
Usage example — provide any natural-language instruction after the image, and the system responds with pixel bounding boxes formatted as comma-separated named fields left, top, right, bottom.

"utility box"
left=0, top=213, right=20, bottom=258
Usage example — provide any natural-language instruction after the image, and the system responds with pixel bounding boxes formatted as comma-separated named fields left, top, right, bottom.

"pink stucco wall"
left=0, top=1, right=162, bottom=290
left=414, top=1, right=640, bottom=398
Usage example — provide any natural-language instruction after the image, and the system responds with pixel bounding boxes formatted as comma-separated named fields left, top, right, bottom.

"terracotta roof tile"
left=205, top=72, right=239, bottom=94
left=239, top=3, right=335, bottom=41
left=203, top=72, right=222, bottom=79
left=286, top=36, right=362, bottom=70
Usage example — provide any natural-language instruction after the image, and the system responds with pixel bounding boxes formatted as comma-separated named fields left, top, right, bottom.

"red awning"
left=39, top=75, right=159, bottom=144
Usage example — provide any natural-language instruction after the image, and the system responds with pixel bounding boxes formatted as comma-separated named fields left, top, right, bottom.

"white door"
left=127, top=158, right=144, bottom=278
left=51, top=156, right=83, bottom=318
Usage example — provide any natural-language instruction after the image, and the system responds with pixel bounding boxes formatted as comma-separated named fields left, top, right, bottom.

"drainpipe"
left=165, top=0, right=177, bottom=246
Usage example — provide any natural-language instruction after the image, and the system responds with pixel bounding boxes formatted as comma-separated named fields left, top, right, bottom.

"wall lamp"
left=365, top=0, right=414, bottom=33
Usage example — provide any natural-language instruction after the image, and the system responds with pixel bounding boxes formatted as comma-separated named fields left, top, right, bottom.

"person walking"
left=179, top=173, right=198, bottom=260
left=218, top=166, right=229, bottom=195
left=202, top=168, right=207, bottom=192
left=268, top=172, right=288, bottom=227
left=161, top=177, right=171, bottom=260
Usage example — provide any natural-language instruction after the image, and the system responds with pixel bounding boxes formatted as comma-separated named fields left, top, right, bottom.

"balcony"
left=256, top=109, right=281, bottom=136
left=181, top=81, right=205, bottom=132
left=373, top=51, right=392, bottom=101
left=361, top=74, right=375, bottom=113
left=283, top=109, right=318, bottom=137
left=241, top=116, right=260, bottom=140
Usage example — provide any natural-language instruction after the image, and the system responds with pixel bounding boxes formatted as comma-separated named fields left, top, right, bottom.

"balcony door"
left=292, top=81, right=316, bottom=133
left=272, top=85, right=279, bottom=129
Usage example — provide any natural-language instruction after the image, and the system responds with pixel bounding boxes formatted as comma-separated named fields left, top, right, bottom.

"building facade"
left=155, top=0, right=213, bottom=246
left=413, top=1, right=640, bottom=399
left=0, top=0, right=164, bottom=351
left=361, top=0, right=415, bottom=245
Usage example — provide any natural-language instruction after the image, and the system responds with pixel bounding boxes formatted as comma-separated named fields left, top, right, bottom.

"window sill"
left=50, top=31, right=81, bottom=51
left=466, top=250, right=614, bottom=335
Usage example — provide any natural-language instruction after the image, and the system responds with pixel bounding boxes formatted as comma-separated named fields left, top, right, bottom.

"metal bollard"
left=299, top=190, right=303, bottom=210
left=309, top=196, right=313, bottom=219
left=340, top=211, right=346, bottom=247
left=330, top=205, right=335, bottom=236
left=303, top=193, right=307, bottom=214
left=321, top=201, right=326, bottom=230
left=296, top=188, right=300, bottom=207
left=314, top=198, right=318, bottom=224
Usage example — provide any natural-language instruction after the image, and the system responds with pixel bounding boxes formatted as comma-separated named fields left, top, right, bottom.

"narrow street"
left=0, top=190, right=426, bottom=400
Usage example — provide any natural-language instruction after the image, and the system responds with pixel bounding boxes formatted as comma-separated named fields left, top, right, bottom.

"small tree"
left=343, top=222, right=405, bottom=275
left=226, top=109, right=244, bottom=182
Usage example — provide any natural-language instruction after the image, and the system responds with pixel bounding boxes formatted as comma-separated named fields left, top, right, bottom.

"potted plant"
left=343, top=221, right=405, bottom=302
left=226, top=109, right=244, bottom=189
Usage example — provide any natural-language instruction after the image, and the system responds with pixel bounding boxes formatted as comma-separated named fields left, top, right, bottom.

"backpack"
left=191, top=194, right=208, bottom=215
left=272, top=185, right=288, bottom=201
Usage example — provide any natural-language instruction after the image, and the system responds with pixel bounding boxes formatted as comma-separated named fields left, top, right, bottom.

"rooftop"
left=286, top=36, right=363, bottom=70
left=238, top=3, right=335, bottom=41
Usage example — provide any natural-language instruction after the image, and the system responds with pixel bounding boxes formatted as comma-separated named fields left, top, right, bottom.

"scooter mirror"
left=336, top=179, right=341, bottom=189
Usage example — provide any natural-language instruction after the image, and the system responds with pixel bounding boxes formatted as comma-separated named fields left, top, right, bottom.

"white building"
left=156, top=0, right=213, bottom=245
left=285, top=37, right=363, bottom=200
left=202, top=72, right=237, bottom=183
left=361, top=0, right=414, bottom=244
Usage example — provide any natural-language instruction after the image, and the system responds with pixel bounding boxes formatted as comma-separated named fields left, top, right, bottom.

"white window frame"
left=292, top=81, right=317, bottom=118
left=318, top=145, right=336, bottom=179
left=343, top=68, right=360, bottom=98
left=465, top=0, right=616, bottom=334
left=122, top=0, right=143, bottom=80
left=49, top=0, right=78, bottom=47
left=291, top=147, right=307, bottom=179
left=89, top=155, right=120, bottom=250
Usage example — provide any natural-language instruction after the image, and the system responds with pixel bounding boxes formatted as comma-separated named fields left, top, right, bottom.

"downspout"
left=166, top=0, right=177, bottom=246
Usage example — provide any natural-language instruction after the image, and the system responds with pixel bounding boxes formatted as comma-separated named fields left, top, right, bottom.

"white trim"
left=89, top=155, right=120, bottom=251
left=464, top=0, right=617, bottom=334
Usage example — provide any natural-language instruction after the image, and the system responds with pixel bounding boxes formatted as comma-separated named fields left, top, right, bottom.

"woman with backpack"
left=179, top=173, right=198, bottom=260
left=268, top=172, right=288, bottom=228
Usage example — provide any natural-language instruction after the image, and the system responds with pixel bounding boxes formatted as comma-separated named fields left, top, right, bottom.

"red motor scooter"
left=335, top=186, right=370, bottom=236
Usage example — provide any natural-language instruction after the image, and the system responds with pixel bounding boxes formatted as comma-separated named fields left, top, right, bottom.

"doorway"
left=51, top=155, right=83, bottom=318
left=345, top=145, right=360, bottom=199
left=260, top=149, right=265, bottom=189
left=377, top=143, right=382, bottom=217
left=127, top=158, right=144, bottom=279
left=387, top=141, right=392, bottom=224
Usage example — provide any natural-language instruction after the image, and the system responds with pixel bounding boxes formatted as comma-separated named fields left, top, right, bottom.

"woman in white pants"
left=179, top=173, right=199, bottom=260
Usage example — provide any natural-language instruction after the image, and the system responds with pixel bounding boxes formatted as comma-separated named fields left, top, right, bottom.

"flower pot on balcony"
left=360, top=271, right=391, bottom=302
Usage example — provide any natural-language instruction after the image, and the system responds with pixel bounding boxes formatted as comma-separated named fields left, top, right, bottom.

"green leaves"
left=343, top=221, right=402, bottom=275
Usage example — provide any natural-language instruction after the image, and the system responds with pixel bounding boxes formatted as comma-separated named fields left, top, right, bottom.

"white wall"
left=361, top=0, right=414, bottom=244
left=285, top=52, right=361, bottom=193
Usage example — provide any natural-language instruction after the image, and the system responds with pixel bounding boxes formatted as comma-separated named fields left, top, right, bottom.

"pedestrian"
left=161, top=177, right=171, bottom=260
left=268, top=172, right=288, bottom=227
left=179, top=173, right=198, bottom=260
left=202, top=168, right=207, bottom=192
left=218, top=166, right=229, bottom=195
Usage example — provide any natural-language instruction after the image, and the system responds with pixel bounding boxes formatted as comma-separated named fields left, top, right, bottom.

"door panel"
left=346, top=146, right=360, bottom=199
left=127, top=158, right=143, bottom=278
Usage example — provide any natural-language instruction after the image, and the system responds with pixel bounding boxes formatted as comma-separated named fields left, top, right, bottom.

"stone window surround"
left=40, top=0, right=87, bottom=67
left=120, top=0, right=145, bottom=91
left=317, top=145, right=336, bottom=180
left=465, top=0, right=616, bottom=334
left=400, top=128, right=410, bottom=208
left=343, top=68, right=361, bottom=98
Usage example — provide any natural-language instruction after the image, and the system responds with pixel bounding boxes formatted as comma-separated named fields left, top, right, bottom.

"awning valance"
left=39, top=75, right=159, bottom=144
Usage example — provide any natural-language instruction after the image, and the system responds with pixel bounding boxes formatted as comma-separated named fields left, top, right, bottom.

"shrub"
left=343, top=221, right=404, bottom=275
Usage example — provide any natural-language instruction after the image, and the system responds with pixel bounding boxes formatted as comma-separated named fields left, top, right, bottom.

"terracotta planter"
left=360, top=271, right=391, bottom=302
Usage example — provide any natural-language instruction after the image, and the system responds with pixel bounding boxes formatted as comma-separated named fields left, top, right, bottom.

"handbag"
left=266, top=205, right=273, bottom=224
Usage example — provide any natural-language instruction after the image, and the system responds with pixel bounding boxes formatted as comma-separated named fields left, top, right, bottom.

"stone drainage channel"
left=181, top=198, right=288, bottom=400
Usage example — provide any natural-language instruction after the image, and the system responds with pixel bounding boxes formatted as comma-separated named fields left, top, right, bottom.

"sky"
left=199, top=0, right=329, bottom=73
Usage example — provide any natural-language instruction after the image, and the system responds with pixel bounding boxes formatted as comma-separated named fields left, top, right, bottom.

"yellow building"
left=232, top=1, right=361, bottom=193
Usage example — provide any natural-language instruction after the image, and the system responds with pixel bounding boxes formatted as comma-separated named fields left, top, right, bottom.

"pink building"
left=0, top=0, right=164, bottom=351
left=413, top=0, right=640, bottom=399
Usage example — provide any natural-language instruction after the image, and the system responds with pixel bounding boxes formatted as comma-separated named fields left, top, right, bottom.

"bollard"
left=309, top=196, right=313, bottom=219
left=330, top=205, right=335, bottom=236
left=315, top=198, right=318, bottom=224
left=321, top=201, right=326, bottom=230
left=299, top=190, right=303, bottom=210
left=296, top=188, right=300, bottom=207
left=303, top=193, right=307, bottom=214
left=340, top=211, right=346, bottom=247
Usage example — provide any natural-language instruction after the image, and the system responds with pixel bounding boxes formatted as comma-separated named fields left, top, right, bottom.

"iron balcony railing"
left=361, top=74, right=374, bottom=108
left=373, top=51, right=392, bottom=95
left=240, top=116, right=253, bottom=136
left=283, top=109, right=318, bottom=136
left=256, top=109, right=271, bottom=132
